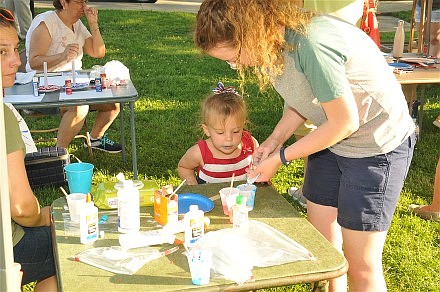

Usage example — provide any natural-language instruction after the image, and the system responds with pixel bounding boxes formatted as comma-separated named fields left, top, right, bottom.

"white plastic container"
left=116, top=175, right=140, bottom=233
left=119, top=229, right=175, bottom=249
left=232, top=195, right=249, bottom=233
left=32, top=77, right=39, bottom=97
left=184, top=205, right=205, bottom=248
left=80, top=194, right=99, bottom=244
left=393, top=20, right=405, bottom=58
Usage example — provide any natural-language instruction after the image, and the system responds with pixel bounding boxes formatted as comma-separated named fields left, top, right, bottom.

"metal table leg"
left=129, top=102, right=138, bottom=179
left=120, top=102, right=126, bottom=163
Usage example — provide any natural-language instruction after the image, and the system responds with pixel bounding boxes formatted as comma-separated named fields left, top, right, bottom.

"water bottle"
left=393, top=20, right=405, bottom=59
left=184, top=205, right=205, bottom=248
left=116, top=173, right=140, bottom=233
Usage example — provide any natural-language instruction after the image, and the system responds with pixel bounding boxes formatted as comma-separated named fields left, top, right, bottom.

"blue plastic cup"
left=237, top=184, right=257, bottom=211
left=64, top=162, right=94, bottom=194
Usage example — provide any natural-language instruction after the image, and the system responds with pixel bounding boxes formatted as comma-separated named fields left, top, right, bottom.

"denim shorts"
left=302, top=133, right=415, bottom=232
left=13, top=226, right=56, bottom=285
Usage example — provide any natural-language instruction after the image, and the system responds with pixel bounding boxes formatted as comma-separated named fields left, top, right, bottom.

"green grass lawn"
left=25, top=8, right=440, bottom=292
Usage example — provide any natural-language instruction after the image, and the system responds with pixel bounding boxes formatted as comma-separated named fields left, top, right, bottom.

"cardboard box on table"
left=153, top=185, right=178, bottom=226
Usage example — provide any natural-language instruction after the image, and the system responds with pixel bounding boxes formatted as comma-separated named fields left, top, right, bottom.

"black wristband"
left=280, top=146, right=290, bottom=165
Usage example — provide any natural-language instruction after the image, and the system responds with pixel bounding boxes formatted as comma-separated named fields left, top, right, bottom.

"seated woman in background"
left=25, top=0, right=122, bottom=153
left=1, top=8, right=57, bottom=291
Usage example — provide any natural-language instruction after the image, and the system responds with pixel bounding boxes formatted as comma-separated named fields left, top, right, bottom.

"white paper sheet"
left=15, top=71, right=36, bottom=84
left=59, top=89, right=113, bottom=100
left=3, top=94, right=44, bottom=103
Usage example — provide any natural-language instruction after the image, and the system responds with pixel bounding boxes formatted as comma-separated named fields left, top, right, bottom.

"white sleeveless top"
left=25, top=11, right=91, bottom=72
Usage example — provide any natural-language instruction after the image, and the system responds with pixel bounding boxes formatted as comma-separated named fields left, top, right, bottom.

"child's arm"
left=252, top=136, right=260, bottom=149
left=178, top=144, right=203, bottom=185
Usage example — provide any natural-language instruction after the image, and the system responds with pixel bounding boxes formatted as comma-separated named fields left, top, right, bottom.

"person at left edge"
left=1, top=7, right=57, bottom=290
left=25, top=0, right=122, bottom=153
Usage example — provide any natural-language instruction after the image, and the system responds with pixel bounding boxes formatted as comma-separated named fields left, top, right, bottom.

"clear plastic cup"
left=187, top=249, right=212, bottom=285
left=236, top=184, right=257, bottom=211
left=219, top=187, right=239, bottom=215
left=66, top=193, right=87, bottom=222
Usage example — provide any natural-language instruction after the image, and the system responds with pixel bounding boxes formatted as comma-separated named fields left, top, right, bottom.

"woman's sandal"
left=409, top=204, right=440, bottom=222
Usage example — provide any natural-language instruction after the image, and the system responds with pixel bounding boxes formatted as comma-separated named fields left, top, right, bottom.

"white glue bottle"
left=232, top=195, right=249, bottom=233
left=80, top=194, right=99, bottom=244
left=184, top=205, right=205, bottom=248
left=116, top=173, right=140, bottom=233
left=393, top=20, right=405, bottom=59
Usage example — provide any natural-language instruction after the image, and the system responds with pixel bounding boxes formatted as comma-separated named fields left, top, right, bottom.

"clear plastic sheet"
left=73, top=246, right=179, bottom=275
left=193, top=220, right=316, bottom=285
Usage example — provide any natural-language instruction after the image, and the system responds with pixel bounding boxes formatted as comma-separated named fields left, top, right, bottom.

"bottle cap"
left=189, top=205, right=198, bottom=212
left=236, top=195, right=246, bottom=205
left=122, top=179, right=134, bottom=188
left=114, top=180, right=143, bottom=190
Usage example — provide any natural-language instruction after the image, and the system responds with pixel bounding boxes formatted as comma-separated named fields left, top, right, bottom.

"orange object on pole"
left=361, top=0, right=381, bottom=47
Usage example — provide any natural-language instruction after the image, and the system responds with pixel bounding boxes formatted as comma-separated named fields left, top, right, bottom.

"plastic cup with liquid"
left=236, top=183, right=257, bottom=211
left=219, top=187, right=239, bottom=215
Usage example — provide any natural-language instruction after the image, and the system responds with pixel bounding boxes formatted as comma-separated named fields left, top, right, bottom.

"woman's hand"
left=63, top=43, right=79, bottom=62
left=252, top=139, right=279, bottom=166
left=247, top=152, right=282, bottom=183
left=84, top=5, right=99, bottom=25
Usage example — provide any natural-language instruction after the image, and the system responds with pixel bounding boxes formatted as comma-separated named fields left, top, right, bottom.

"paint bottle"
left=65, top=78, right=73, bottom=95
left=232, top=195, right=249, bottom=233
left=95, top=77, right=102, bottom=92
left=32, top=77, right=39, bottom=97
left=100, top=73, right=108, bottom=89
left=393, top=20, right=405, bottom=59
left=80, top=194, right=99, bottom=244
left=184, top=205, right=205, bottom=248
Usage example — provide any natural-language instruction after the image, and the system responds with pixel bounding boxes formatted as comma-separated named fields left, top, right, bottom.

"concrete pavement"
left=35, top=0, right=202, bottom=14
left=34, top=0, right=414, bottom=32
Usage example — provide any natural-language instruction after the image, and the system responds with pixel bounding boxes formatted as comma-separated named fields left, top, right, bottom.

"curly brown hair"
left=194, top=0, right=316, bottom=89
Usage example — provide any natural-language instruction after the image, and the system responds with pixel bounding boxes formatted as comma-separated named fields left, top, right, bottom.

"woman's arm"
left=28, top=22, right=79, bottom=71
left=82, top=6, right=105, bottom=58
left=250, top=95, right=359, bottom=182
left=252, top=106, right=305, bottom=166
left=8, top=150, right=51, bottom=227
